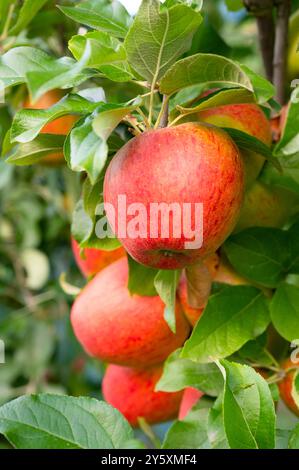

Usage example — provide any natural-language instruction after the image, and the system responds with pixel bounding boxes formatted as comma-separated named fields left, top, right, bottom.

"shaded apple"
left=235, top=181, right=299, bottom=233
left=71, top=257, right=190, bottom=367
left=71, top=237, right=125, bottom=277
left=24, top=89, right=77, bottom=164
left=198, top=103, right=272, bottom=189
left=178, top=387, right=203, bottom=420
left=102, top=364, right=183, bottom=426
left=104, top=123, right=244, bottom=270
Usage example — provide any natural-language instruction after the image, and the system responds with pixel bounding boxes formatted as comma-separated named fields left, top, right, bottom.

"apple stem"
left=185, top=262, right=212, bottom=309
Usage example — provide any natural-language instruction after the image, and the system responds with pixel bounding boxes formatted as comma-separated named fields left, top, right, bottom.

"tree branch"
left=273, top=0, right=291, bottom=104
left=244, top=0, right=275, bottom=81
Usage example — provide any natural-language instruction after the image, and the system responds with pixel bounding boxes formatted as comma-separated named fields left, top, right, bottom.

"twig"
left=244, top=0, right=275, bottom=81
left=273, top=0, right=291, bottom=104
left=0, top=3, right=15, bottom=41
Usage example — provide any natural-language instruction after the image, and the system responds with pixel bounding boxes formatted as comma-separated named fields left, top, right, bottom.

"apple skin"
left=234, top=181, right=299, bottom=233
left=102, top=364, right=183, bottom=427
left=71, top=257, right=190, bottom=367
left=178, top=253, right=220, bottom=326
left=104, top=123, right=244, bottom=270
left=71, top=238, right=125, bottom=277
left=24, top=90, right=77, bottom=164
left=278, top=359, right=299, bottom=417
left=178, top=387, right=203, bottom=420
left=198, top=103, right=272, bottom=189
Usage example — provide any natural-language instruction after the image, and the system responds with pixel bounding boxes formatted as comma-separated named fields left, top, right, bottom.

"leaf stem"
left=138, top=418, right=161, bottom=449
left=0, top=3, right=15, bottom=41
left=155, top=95, right=170, bottom=129
left=137, top=107, right=151, bottom=129
left=168, top=113, right=185, bottom=128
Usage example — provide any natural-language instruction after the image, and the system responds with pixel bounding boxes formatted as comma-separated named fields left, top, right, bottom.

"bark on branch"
left=273, top=0, right=291, bottom=104
left=244, top=0, right=275, bottom=81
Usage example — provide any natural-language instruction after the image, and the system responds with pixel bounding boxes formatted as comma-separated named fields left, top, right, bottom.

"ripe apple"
left=278, top=359, right=299, bottom=417
left=71, top=237, right=125, bottom=277
left=178, top=387, right=203, bottom=420
left=235, top=181, right=299, bottom=232
left=198, top=103, right=272, bottom=189
left=102, top=364, right=183, bottom=426
left=24, top=90, right=77, bottom=164
left=104, top=123, right=244, bottom=270
left=71, top=257, right=190, bottom=367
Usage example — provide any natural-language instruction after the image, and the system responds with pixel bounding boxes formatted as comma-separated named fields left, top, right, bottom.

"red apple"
left=71, top=257, right=190, bottom=367
left=178, top=387, right=203, bottom=420
left=278, top=359, right=299, bottom=417
left=198, top=103, right=272, bottom=189
left=102, top=364, right=183, bottom=426
left=104, top=123, right=244, bottom=270
left=71, top=237, right=125, bottom=277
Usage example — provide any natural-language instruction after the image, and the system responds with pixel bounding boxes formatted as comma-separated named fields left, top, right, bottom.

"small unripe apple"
left=235, top=181, right=299, bottom=233
left=104, top=123, right=244, bottom=270
left=102, top=364, right=183, bottom=426
left=178, top=387, right=203, bottom=420
left=278, top=359, right=299, bottom=417
left=71, top=237, right=125, bottom=277
left=71, top=257, right=190, bottom=367
left=24, top=90, right=77, bottom=164
left=198, top=103, right=272, bottom=189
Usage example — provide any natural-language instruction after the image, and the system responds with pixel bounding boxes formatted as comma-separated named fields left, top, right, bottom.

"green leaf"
left=239, top=64, right=275, bottom=104
left=9, top=0, right=48, bottom=36
left=176, top=88, right=255, bottom=116
left=162, top=408, right=211, bottom=449
left=219, top=360, right=276, bottom=449
left=208, top=396, right=229, bottom=449
left=223, top=128, right=281, bottom=172
left=288, top=218, right=299, bottom=273
left=159, top=53, right=253, bottom=96
left=127, top=256, right=158, bottom=296
left=182, top=286, right=270, bottom=363
left=0, top=394, right=133, bottom=449
left=223, top=227, right=290, bottom=288
left=225, top=0, right=244, bottom=11
left=154, top=269, right=181, bottom=333
left=0, top=46, right=52, bottom=91
left=58, top=0, right=131, bottom=38
left=289, top=424, right=299, bottom=449
left=66, top=99, right=141, bottom=184
left=64, top=113, right=107, bottom=185
left=124, top=0, right=202, bottom=84
left=92, top=98, right=142, bottom=141
left=72, top=179, right=121, bottom=251
left=11, top=93, right=97, bottom=144
left=69, top=31, right=134, bottom=82
left=156, top=349, right=223, bottom=396
left=5, top=134, right=65, bottom=166
left=274, top=95, right=299, bottom=156
left=238, top=336, right=277, bottom=367
left=270, top=283, right=299, bottom=341
left=26, top=41, right=93, bottom=103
